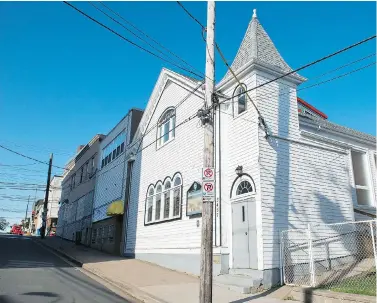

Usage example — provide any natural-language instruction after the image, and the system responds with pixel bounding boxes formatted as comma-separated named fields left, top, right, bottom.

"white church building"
left=120, top=10, right=376, bottom=288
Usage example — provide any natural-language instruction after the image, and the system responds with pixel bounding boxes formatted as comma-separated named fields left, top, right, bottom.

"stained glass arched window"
left=236, top=180, right=253, bottom=195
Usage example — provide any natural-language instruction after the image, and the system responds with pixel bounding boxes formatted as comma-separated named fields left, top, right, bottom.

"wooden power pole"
left=41, top=153, right=53, bottom=239
left=199, top=2, right=215, bottom=303
left=24, top=195, right=30, bottom=231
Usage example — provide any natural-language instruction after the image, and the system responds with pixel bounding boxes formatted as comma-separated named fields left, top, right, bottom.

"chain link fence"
left=281, top=220, right=376, bottom=296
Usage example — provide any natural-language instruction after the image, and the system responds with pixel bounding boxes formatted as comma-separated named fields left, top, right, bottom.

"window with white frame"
left=155, top=184, right=162, bottom=220
left=235, top=84, right=247, bottom=115
left=145, top=173, right=182, bottom=225
left=157, top=108, right=176, bottom=148
left=351, top=150, right=374, bottom=206
left=173, top=175, right=181, bottom=217
left=146, top=187, right=154, bottom=223
left=163, top=180, right=171, bottom=219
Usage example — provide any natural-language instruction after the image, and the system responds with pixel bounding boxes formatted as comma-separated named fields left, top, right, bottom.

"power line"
left=309, top=53, right=375, bottom=81
left=232, top=60, right=376, bottom=106
left=217, top=60, right=375, bottom=126
left=298, top=61, right=376, bottom=92
left=0, top=163, right=38, bottom=167
left=176, top=2, right=205, bottom=29
left=134, top=81, right=204, bottom=154
left=93, top=1, right=207, bottom=80
left=175, top=2, right=376, bottom=103
left=0, top=208, right=26, bottom=213
left=221, top=52, right=376, bottom=104
left=63, top=1, right=204, bottom=79
left=0, top=140, right=73, bottom=157
left=63, top=108, right=200, bottom=189
left=0, top=144, right=67, bottom=171
left=227, top=35, right=376, bottom=101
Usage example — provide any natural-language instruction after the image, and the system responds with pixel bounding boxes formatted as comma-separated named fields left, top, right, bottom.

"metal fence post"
left=369, top=220, right=377, bottom=274
left=307, top=224, right=316, bottom=287
left=280, top=231, right=284, bottom=285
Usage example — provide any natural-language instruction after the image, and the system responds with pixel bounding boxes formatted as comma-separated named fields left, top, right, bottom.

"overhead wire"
left=63, top=1, right=204, bottom=79
left=134, top=81, right=205, bottom=154
left=61, top=107, right=201, bottom=190
left=308, top=53, right=375, bottom=81
left=226, top=35, right=376, bottom=101
left=0, top=144, right=68, bottom=171
left=93, top=1, right=208, bottom=81
left=174, top=2, right=376, bottom=103
left=223, top=60, right=376, bottom=107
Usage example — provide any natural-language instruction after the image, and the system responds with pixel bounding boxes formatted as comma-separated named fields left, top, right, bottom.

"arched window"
left=173, top=175, right=182, bottom=217
left=236, top=85, right=247, bottom=115
left=145, top=173, right=183, bottom=225
left=163, top=180, right=171, bottom=219
left=157, top=108, right=176, bottom=147
left=155, top=184, right=162, bottom=220
left=236, top=180, right=253, bottom=195
left=147, top=187, right=154, bottom=223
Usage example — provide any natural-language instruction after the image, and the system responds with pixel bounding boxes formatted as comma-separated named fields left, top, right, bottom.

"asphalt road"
left=0, top=234, right=130, bottom=303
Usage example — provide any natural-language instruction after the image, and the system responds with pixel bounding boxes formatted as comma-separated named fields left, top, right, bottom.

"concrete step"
left=214, top=274, right=261, bottom=294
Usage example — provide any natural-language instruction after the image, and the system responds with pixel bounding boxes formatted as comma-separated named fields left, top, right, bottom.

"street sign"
left=202, top=181, right=215, bottom=202
left=202, top=167, right=215, bottom=181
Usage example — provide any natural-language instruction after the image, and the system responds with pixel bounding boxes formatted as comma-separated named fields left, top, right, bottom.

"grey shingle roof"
left=299, top=112, right=376, bottom=143
left=222, top=10, right=300, bottom=82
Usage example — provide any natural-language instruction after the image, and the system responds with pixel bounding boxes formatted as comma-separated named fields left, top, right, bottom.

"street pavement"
left=0, top=234, right=130, bottom=303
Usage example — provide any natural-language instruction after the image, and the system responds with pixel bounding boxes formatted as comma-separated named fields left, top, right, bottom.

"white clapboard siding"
left=126, top=76, right=205, bottom=254
left=256, top=73, right=354, bottom=269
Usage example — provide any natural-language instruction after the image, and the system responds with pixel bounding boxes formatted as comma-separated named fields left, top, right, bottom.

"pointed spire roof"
left=221, top=9, right=302, bottom=83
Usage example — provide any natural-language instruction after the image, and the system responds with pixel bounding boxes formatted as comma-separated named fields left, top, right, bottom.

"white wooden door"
left=232, top=199, right=250, bottom=268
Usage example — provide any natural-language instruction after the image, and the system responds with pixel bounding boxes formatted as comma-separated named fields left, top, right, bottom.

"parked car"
left=10, top=225, right=23, bottom=236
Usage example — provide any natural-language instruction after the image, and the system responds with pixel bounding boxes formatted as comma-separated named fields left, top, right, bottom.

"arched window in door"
left=236, top=180, right=253, bottom=195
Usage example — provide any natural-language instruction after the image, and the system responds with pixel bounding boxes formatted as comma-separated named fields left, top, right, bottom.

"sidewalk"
left=34, top=236, right=293, bottom=303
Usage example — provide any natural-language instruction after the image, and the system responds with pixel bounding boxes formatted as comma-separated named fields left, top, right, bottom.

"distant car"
left=10, top=225, right=23, bottom=236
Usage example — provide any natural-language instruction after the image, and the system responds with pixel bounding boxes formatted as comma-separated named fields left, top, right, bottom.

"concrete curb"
left=34, top=238, right=165, bottom=303
left=35, top=238, right=84, bottom=268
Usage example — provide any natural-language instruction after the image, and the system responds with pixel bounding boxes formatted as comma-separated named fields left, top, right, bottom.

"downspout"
left=218, top=103, right=222, bottom=247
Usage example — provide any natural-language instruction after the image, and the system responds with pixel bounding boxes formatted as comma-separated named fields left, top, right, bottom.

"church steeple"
left=221, top=9, right=303, bottom=82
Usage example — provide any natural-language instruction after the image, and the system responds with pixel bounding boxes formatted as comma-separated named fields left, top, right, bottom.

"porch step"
left=214, top=274, right=262, bottom=294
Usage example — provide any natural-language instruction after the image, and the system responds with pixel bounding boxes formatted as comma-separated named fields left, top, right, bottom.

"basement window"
left=351, top=151, right=373, bottom=206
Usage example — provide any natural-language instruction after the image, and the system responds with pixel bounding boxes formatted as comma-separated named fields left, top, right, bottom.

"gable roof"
left=128, top=68, right=203, bottom=154
left=220, top=9, right=304, bottom=84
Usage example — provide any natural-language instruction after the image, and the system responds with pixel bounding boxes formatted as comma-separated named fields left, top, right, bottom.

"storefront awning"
left=106, top=200, right=124, bottom=216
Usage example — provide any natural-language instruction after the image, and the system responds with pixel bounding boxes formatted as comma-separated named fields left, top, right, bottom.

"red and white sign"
left=202, top=167, right=215, bottom=181
left=202, top=181, right=215, bottom=201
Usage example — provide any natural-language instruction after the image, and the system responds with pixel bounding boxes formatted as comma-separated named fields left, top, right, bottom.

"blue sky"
left=0, top=1, right=375, bottom=227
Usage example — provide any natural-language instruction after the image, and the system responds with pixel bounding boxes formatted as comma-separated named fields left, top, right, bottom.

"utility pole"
left=199, top=2, right=215, bottom=303
left=24, top=195, right=30, bottom=232
left=40, top=153, right=53, bottom=239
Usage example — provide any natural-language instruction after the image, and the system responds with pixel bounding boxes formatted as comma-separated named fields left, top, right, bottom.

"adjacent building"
left=91, top=109, right=143, bottom=255
left=121, top=10, right=376, bottom=288
left=46, top=175, right=63, bottom=235
left=32, top=199, right=44, bottom=235
left=56, top=134, right=105, bottom=244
